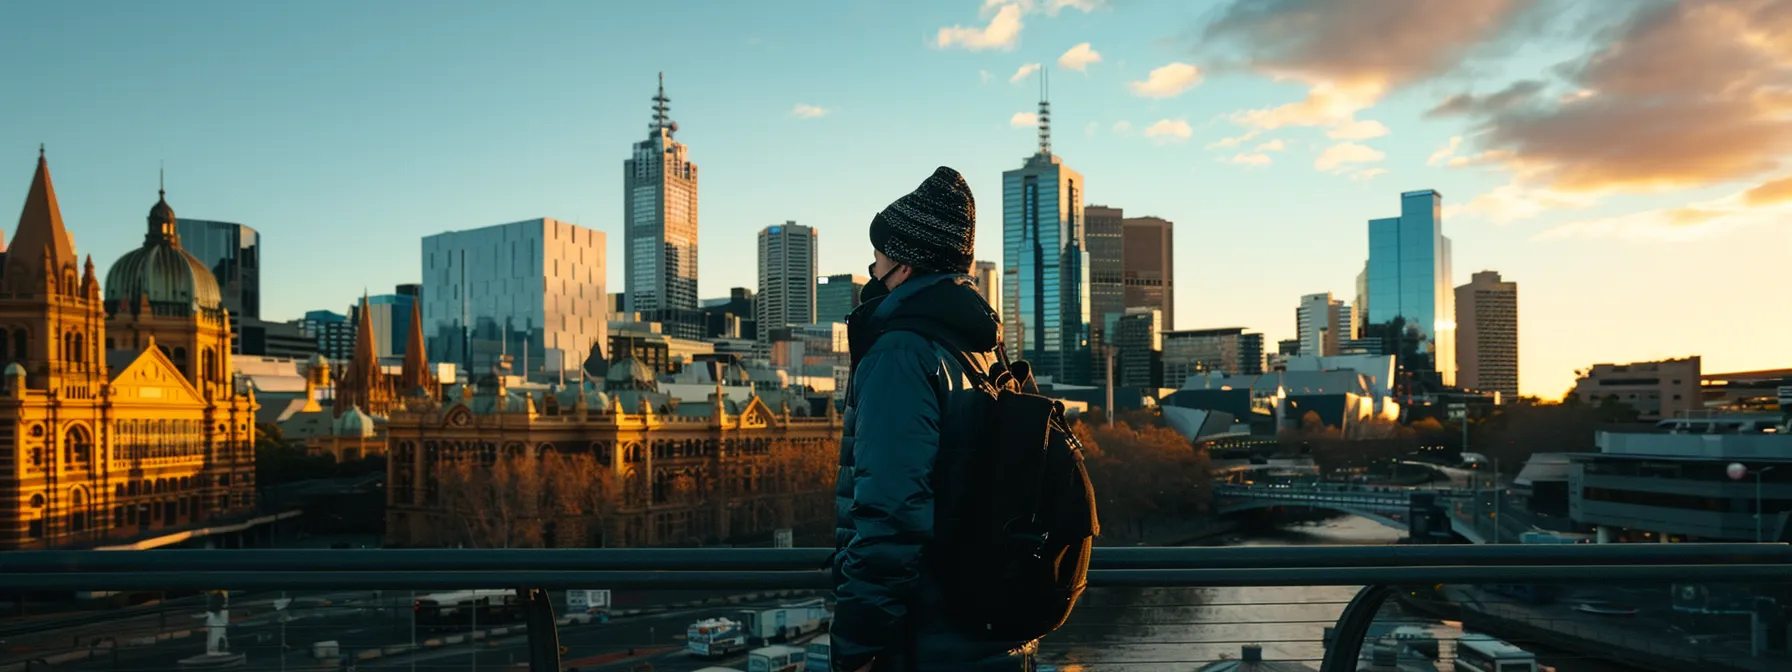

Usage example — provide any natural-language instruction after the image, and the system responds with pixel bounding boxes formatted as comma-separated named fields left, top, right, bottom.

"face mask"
left=859, top=262, right=891, bottom=304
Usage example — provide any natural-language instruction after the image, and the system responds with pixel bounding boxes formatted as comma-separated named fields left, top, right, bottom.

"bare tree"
left=437, top=451, right=547, bottom=548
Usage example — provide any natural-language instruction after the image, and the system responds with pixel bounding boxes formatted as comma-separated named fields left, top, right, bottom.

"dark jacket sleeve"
left=831, top=334, right=942, bottom=670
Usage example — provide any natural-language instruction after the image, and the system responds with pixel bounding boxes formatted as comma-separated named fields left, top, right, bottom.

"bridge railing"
left=0, top=545, right=1788, bottom=672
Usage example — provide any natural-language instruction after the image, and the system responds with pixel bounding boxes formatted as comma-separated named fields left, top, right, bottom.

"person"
left=831, top=166, right=1034, bottom=672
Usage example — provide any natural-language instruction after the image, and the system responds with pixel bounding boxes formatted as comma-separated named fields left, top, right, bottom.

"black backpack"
left=897, top=330, right=1101, bottom=643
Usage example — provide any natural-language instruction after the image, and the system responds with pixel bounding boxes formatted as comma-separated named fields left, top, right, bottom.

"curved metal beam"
left=1318, top=584, right=1396, bottom=672
left=520, top=587, right=561, bottom=672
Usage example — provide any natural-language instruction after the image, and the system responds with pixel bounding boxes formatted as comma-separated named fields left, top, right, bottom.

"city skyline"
left=2, top=1, right=1787, bottom=397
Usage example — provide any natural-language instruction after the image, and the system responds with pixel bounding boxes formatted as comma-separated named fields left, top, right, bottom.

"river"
left=1042, top=514, right=1642, bottom=672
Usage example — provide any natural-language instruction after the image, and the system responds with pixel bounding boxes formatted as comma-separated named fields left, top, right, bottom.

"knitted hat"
left=870, top=166, right=976, bottom=274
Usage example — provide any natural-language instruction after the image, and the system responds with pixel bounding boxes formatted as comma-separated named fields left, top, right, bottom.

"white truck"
left=687, top=617, right=749, bottom=657
left=565, top=589, right=611, bottom=615
left=747, top=645, right=807, bottom=672
left=737, top=598, right=831, bottom=645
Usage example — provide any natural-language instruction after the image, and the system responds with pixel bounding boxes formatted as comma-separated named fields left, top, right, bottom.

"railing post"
left=1317, top=584, right=1395, bottom=672
left=520, top=587, right=562, bottom=672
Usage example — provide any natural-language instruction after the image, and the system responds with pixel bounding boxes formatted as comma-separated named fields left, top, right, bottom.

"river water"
left=1043, top=515, right=1641, bottom=672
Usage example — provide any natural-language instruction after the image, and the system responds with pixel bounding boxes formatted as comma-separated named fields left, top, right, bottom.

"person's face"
left=870, top=249, right=913, bottom=289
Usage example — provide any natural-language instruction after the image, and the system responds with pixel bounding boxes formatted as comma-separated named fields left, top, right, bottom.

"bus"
left=413, top=590, right=525, bottom=632
left=802, top=636, right=830, bottom=672
left=1454, top=634, right=1538, bottom=672
left=746, top=645, right=806, bottom=672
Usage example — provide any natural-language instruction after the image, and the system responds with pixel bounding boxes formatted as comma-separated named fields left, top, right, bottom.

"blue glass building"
left=1366, top=190, right=1456, bottom=388
left=1002, top=87, right=1091, bottom=385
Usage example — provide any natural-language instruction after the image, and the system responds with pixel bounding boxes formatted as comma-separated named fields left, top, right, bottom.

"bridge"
left=0, top=546, right=1786, bottom=672
left=1214, top=482, right=1511, bottom=544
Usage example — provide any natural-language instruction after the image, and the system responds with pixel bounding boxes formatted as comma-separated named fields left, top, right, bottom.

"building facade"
left=1162, top=328, right=1265, bottom=384
left=301, top=310, right=353, bottom=362
left=239, top=317, right=317, bottom=359
left=971, top=260, right=1000, bottom=319
left=756, top=222, right=816, bottom=335
left=1114, top=307, right=1162, bottom=389
left=363, top=290, right=417, bottom=359
left=1, top=151, right=257, bottom=550
left=1573, top=357, right=1701, bottom=421
left=174, top=219, right=260, bottom=355
left=421, top=218, right=607, bottom=380
left=1365, top=189, right=1455, bottom=389
left=815, top=273, right=866, bottom=326
left=383, top=372, right=843, bottom=549
left=1121, top=216, right=1174, bottom=331
left=1084, top=205, right=1126, bottom=348
left=624, top=74, right=702, bottom=339
left=1296, top=292, right=1347, bottom=357
left=1455, top=270, right=1518, bottom=398
left=1003, top=89, right=1091, bottom=384
left=1571, top=426, right=1791, bottom=543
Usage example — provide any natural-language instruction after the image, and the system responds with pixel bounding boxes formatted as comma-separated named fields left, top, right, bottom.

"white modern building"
left=757, top=222, right=817, bottom=335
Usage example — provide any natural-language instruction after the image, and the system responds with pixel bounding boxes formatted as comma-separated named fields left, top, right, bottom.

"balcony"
left=0, top=545, right=1787, bottom=672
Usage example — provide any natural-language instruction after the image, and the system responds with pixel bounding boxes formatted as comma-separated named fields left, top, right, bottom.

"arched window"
left=64, top=425, right=92, bottom=466
left=61, top=333, right=71, bottom=363
left=68, top=486, right=87, bottom=533
left=72, top=334, right=83, bottom=365
left=12, top=329, right=26, bottom=363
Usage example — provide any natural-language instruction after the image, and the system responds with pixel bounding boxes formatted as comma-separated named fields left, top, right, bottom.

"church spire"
left=400, top=298, right=435, bottom=396
left=7, top=147, right=79, bottom=292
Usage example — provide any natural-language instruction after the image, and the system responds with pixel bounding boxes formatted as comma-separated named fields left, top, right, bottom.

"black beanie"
left=869, top=166, right=976, bottom=274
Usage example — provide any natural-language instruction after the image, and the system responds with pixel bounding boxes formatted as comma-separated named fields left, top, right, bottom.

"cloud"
left=1228, top=153, right=1273, bottom=167
left=1426, top=79, right=1546, bottom=117
left=938, top=2, right=1026, bottom=50
left=1327, top=119, right=1390, bottom=140
left=1010, top=63, right=1041, bottom=83
left=1058, top=43, right=1102, bottom=71
left=1144, top=119, right=1193, bottom=143
left=1112, top=121, right=1133, bottom=135
left=1444, top=1, right=1792, bottom=194
left=1254, top=139, right=1287, bottom=152
left=1351, top=168, right=1389, bottom=181
left=1445, top=184, right=1595, bottom=225
left=979, top=69, right=994, bottom=85
left=1011, top=112, right=1040, bottom=127
left=1128, top=62, right=1204, bottom=98
left=791, top=104, right=829, bottom=119
left=1313, top=142, right=1385, bottom=171
left=1427, top=136, right=1463, bottom=166
left=1207, top=129, right=1261, bottom=149
left=1536, top=192, right=1792, bottom=243
left=982, top=0, right=1106, bottom=17
left=1743, top=176, right=1792, bottom=206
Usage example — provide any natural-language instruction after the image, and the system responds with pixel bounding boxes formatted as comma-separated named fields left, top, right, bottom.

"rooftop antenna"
left=159, top=161, right=165, bottom=198
left=1038, top=68, right=1052, bottom=156
left=651, top=72, right=672, bottom=133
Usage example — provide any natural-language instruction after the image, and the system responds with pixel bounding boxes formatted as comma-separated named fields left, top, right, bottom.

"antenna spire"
left=38, top=144, right=44, bottom=159
left=651, top=72, right=672, bottom=134
left=1038, top=69, right=1052, bottom=156
left=159, top=161, right=165, bottom=198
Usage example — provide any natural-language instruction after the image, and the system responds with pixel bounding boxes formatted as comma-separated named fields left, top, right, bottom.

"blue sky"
left=3, top=0, right=1788, bottom=398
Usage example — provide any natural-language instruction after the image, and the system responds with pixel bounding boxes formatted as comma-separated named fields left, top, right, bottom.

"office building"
left=1003, top=75, right=1092, bottom=384
left=422, top=218, right=607, bottom=379
left=1571, top=420, right=1791, bottom=543
left=1352, top=262, right=1368, bottom=340
left=624, top=74, right=702, bottom=339
left=175, top=218, right=260, bottom=355
left=1122, top=216, right=1174, bottom=330
left=701, top=288, right=757, bottom=341
left=816, top=273, right=867, bottom=325
left=362, top=289, right=419, bottom=359
left=1162, top=328, right=1266, bottom=384
left=302, top=310, right=354, bottom=362
left=1455, top=270, right=1519, bottom=398
left=972, top=260, right=1000, bottom=316
left=756, top=222, right=817, bottom=334
left=1572, top=357, right=1701, bottom=421
left=1278, top=339, right=1301, bottom=356
left=1297, top=292, right=1348, bottom=357
left=240, top=317, right=318, bottom=359
left=1085, top=205, right=1126, bottom=346
left=1365, top=189, right=1455, bottom=388
left=1114, top=307, right=1162, bottom=389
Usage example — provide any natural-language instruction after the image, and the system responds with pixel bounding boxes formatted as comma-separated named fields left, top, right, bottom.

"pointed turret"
left=399, top=300, right=434, bottom=396
left=80, top=255, right=98, bottom=299
left=7, top=147, right=78, bottom=293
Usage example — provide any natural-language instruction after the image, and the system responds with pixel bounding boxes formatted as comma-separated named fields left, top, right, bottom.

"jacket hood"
left=849, top=273, right=1003, bottom=356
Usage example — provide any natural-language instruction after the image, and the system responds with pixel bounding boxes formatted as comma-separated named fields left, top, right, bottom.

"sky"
left=1, top=0, right=1788, bottom=399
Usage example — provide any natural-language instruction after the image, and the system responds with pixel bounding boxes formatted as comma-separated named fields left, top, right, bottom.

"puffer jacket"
left=831, top=273, right=1034, bottom=672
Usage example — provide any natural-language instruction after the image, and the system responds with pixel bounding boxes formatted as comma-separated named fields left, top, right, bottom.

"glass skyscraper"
left=421, top=218, right=607, bottom=378
left=174, top=219, right=259, bottom=353
left=815, top=273, right=866, bottom=326
left=1366, top=189, right=1455, bottom=389
left=624, top=74, right=702, bottom=339
left=1003, top=86, right=1091, bottom=384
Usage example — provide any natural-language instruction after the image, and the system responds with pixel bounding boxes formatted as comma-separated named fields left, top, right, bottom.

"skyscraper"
left=816, top=273, right=867, bottom=325
left=1455, top=270, right=1518, bottom=398
left=1085, top=205, right=1126, bottom=346
left=1004, top=72, right=1091, bottom=384
left=624, top=73, right=702, bottom=339
left=972, top=260, right=1000, bottom=317
left=421, top=218, right=606, bottom=378
left=1122, top=216, right=1174, bottom=330
left=1296, top=292, right=1347, bottom=357
left=1352, top=261, right=1368, bottom=340
left=1366, top=190, right=1456, bottom=389
left=756, top=222, right=817, bottom=333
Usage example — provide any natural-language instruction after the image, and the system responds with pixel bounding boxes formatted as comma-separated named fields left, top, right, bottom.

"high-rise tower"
left=1003, top=70, right=1092, bottom=384
left=756, top=222, right=817, bottom=334
left=624, top=73, right=702, bottom=339
left=1365, top=190, right=1455, bottom=390
left=1455, top=270, right=1518, bottom=398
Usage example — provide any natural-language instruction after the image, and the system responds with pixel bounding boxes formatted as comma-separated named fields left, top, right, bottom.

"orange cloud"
left=1743, top=176, right=1792, bottom=206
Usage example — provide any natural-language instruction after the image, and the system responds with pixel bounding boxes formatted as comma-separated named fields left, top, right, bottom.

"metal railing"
left=1, top=544, right=1788, bottom=672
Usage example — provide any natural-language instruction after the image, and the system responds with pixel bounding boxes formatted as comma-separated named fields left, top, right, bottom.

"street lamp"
left=1727, top=463, right=1776, bottom=543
